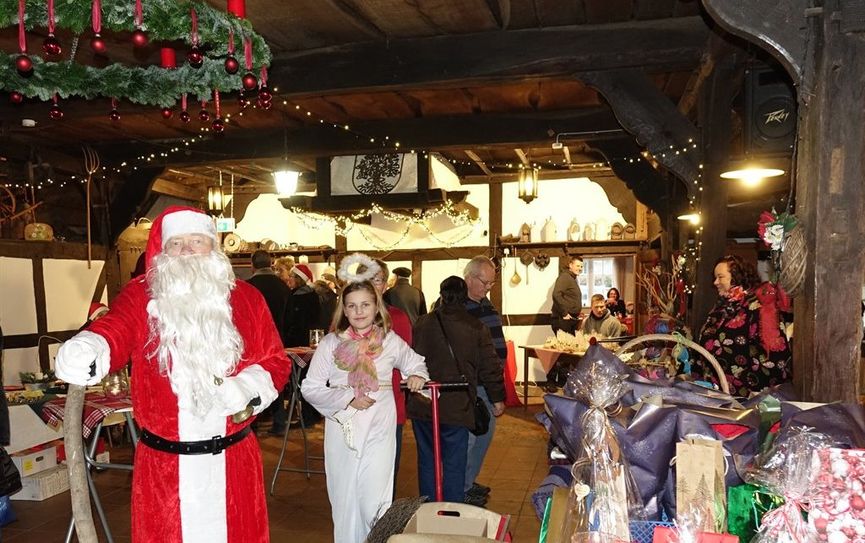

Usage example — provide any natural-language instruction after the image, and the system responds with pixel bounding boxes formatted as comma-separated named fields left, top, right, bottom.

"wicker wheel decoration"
left=0, top=186, right=15, bottom=222
left=614, top=333, right=729, bottom=394
left=779, top=222, right=807, bottom=297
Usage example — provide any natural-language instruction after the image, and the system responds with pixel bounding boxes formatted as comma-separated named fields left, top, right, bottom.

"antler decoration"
left=636, top=254, right=683, bottom=320
left=83, top=146, right=100, bottom=269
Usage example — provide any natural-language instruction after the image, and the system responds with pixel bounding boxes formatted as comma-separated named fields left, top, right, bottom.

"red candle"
left=160, top=47, right=176, bottom=69
left=227, top=0, right=245, bottom=18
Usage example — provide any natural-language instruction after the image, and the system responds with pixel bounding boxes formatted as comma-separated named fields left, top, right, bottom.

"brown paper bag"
left=675, top=437, right=726, bottom=532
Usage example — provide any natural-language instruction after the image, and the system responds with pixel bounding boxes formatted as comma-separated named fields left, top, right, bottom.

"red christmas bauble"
left=187, top=46, right=204, bottom=69
left=42, top=34, right=62, bottom=56
left=179, top=110, right=191, bottom=123
left=198, top=109, right=211, bottom=122
left=132, top=29, right=149, bottom=48
left=49, top=104, right=64, bottom=120
left=257, top=85, right=272, bottom=102
left=9, top=91, right=24, bottom=104
left=224, top=56, right=239, bottom=75
left=109, top=109, right=121, bottom=122
left=212, top=117, right=225, bottom=133
left=161, top=107, right=174, bottom=119
left=242, top=72, right=257, bottom=91
left=15, top=55, right=33, bottom=75
left=91, top=34, right=107, bottom=54
left=257, top=97, right=272, bottom=110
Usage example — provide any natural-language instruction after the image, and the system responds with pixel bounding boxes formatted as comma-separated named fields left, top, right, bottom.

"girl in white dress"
left=301, top=254, right=428, bottom=543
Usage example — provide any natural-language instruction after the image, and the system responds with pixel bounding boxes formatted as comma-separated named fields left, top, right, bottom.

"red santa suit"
left=68, top=206, right=290, bottom=542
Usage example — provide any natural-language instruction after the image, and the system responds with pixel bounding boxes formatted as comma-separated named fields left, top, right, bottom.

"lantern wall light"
left=206, top=185, right=225, bottom=215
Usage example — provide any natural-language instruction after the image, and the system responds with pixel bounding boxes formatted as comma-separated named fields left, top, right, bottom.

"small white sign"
left=216, top=217, right=236, bottom=232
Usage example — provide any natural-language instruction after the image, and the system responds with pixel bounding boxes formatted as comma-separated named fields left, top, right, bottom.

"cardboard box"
left=10, top=464, right=70, bottom=501
left=11, top=445, right=57, bottom=477
left=400, top=502, right=509, bottom=541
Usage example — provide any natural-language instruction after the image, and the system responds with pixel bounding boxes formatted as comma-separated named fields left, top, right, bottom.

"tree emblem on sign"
left=352, top=154, right=404, bottom=195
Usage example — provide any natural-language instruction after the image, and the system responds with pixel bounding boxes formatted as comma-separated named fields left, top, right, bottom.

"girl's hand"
left=406, top=375, right=426, bottom=393
left=349, top=395, right=376, bottom=410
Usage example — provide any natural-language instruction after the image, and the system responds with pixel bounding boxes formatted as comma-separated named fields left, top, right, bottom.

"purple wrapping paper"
left=778, top=402, right=865, bottom=448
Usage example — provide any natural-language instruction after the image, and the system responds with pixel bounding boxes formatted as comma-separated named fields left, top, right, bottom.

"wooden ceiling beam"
left=268, top=16, right=709, bottom=96
left=484, top=0, right=511, bottom=29
left=464, top=150, right=494, bottom=176
left=151, top=178, right=203, bottom=201
left=514, top=148, right=529, bottom=166
left=98, top=107, right=623, bottom=166
left=321, top=0, right=388, bottom=40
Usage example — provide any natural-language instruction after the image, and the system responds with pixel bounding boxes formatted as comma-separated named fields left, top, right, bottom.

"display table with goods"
left=532, top=343, right=865, bottom=543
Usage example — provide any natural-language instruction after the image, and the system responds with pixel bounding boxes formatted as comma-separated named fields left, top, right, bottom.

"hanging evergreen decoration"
left=0, top=0, right=271, bottom=108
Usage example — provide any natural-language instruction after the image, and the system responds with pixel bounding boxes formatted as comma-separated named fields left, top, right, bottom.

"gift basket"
left=614, top=334, right=729, bottom=394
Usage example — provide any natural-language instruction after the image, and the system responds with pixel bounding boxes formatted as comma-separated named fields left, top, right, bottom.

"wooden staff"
left=64, top=383, right=98, bottom=542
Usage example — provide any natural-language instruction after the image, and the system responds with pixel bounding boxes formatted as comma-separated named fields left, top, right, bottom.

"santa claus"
left=56, top=206, right=290, bottom=542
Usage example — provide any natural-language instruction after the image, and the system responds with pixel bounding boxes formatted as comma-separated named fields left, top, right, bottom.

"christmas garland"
left=0, top=0, right=271, bottom=106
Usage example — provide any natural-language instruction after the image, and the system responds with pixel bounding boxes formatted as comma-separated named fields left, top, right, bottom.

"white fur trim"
left=55, top=331, right=111, bottom=386
left=337, top=253, right=380, bottom=284
left=233, top=365, right=278, bottom=415
left=161, top=210, right=217, bottom=248
left=178, top=405, right=227, bottom=542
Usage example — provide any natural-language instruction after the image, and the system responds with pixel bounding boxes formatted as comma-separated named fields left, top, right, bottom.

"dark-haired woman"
left=697, top=255, right=792, bottom=397
left=605, top=287, right=627, bottom=318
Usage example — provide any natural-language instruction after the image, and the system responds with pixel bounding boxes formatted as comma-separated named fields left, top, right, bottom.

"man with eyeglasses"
left=461, top=256, right=507, bottom=507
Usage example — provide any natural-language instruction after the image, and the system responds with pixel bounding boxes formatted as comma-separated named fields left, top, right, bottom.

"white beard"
left=146, top=251, right=243, bottom=418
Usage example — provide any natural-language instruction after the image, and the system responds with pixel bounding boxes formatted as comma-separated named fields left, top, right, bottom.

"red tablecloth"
left=40, top=392, right=133, bottom=439
left=284, top=346, right=315, bottom=369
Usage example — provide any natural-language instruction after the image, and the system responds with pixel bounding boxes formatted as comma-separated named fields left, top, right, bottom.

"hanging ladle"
left=509, top=248, right=522, bottom=286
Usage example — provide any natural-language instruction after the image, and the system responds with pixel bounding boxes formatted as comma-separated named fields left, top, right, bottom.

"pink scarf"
left=333, top=326, right=384, bottom=399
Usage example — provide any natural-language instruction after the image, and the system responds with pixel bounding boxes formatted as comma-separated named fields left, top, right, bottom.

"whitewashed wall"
left=234, top=193, right=337, bottom=247
left=1, top=256, right=106, bottom=385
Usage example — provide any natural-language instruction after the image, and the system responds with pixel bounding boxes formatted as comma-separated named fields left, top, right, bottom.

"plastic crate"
left=630, top=520, right=674, bottom=543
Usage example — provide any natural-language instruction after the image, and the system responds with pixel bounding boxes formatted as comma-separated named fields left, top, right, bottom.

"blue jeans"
left=464, top=386, right=495, bottom=493
left=412, top=420, right=469, bottom=503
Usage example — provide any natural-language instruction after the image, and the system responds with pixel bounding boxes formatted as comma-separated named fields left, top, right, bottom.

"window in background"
left=577, top=257, right=616, bottom=307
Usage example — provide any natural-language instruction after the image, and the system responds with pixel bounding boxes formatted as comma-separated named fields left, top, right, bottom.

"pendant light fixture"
left=518, top=167, right=538, bottom=204
left=273, top=126, right=299, bottom=196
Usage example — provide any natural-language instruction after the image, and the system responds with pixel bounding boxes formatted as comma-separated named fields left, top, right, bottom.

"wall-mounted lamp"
left=720, top=164, right=785, bottom=187
left=206, top=185, right=225, bottom=215
left=677, top=212, right=701, bottom=225
left=274, top=169, right=300, bottom=196
left=518, top=168, right=538, bottom=204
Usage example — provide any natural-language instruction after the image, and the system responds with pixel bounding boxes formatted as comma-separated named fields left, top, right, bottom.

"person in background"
left=605, top=287, right=627, bottom=318
left=363, top=259, right=413, bottom=494
left=301, top=254, right=428, bottom=543
left=409, top=276, right=505, bottom=503
left=548, top=255, right=584, bottom=392
left=582, top=294, right=626, bottom=338
left=246, top=250, right=290, bottom=344
left=246, top=250, right=292, bottom=435
left=384, top=266, right=428, bottom=326
left=312, top=275, right=338, bottom=331
left=698, top=255, right=792, bottom=396
left=461, top=255, right=507, bottom=507
left=284, top=263, right=322, bottom=430
left=273, top=256, right=296, bottom=287
left=55, top=206, right=289, bottom=542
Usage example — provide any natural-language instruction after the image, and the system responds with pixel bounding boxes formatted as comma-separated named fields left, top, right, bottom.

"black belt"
left=140, top=426, right=252, bottom=455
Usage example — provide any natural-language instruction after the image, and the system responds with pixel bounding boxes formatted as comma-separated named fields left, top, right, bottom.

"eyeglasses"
left=472, top=275, right=495, bottom=288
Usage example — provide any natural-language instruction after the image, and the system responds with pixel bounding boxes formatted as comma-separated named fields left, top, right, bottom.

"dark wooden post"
left=791, top=5, right=865, bottom=402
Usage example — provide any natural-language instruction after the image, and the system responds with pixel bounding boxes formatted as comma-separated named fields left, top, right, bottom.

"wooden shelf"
left=496, top=238, right=645, bottom=256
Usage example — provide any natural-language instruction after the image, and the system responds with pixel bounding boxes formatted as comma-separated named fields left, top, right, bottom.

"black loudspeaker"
left=744, top=67, right=797, bottom=154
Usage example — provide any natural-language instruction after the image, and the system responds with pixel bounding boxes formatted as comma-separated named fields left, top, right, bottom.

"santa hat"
left=290, top=264, right=313, bottom=283
left=89, top=302, right=108, bottom=321
left=144, top=206, right=218, bottom=271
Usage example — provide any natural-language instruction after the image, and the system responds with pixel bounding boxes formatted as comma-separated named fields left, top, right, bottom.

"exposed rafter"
left=464, top=150, right=494, bottom=176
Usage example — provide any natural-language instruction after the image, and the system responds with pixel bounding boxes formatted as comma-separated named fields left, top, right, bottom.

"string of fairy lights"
left=1, top=86, right=707, bottom=255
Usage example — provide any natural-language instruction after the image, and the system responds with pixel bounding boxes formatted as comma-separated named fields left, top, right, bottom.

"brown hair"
left=714, top=255, right=760, bottom=290
left=330, top=280, right=392, bottom=334
left=591, top=293, right=605, bottom=304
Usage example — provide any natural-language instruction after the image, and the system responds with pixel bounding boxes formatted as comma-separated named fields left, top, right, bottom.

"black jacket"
left=384, top=278, right=427, bottom=326
left=551, top=269, right=582, bottom=319
left=283, top=284, right=321, bottom=347
left=407, top=305, right=505, bottom=429
left=312, top=281, right=337, bottom=330
left=246, top=271, right=291, bottom=346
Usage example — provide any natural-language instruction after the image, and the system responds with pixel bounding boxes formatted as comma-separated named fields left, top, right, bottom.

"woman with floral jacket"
left=697, top=255, right=792, bottom=397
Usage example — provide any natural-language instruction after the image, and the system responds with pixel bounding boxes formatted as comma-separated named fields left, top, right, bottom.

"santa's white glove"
left=214, top=365, right=278, bottom=417
left=55, top=331, right=111, bottom=386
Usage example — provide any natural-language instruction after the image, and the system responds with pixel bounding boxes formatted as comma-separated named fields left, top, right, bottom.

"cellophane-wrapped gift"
left=559, top=356, right=645, bottom=543
left=745, top=426, right=835, bottom=543
left=808, top=447, right=865, bottom=541
left=726, top=484, right=784, bottom=543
